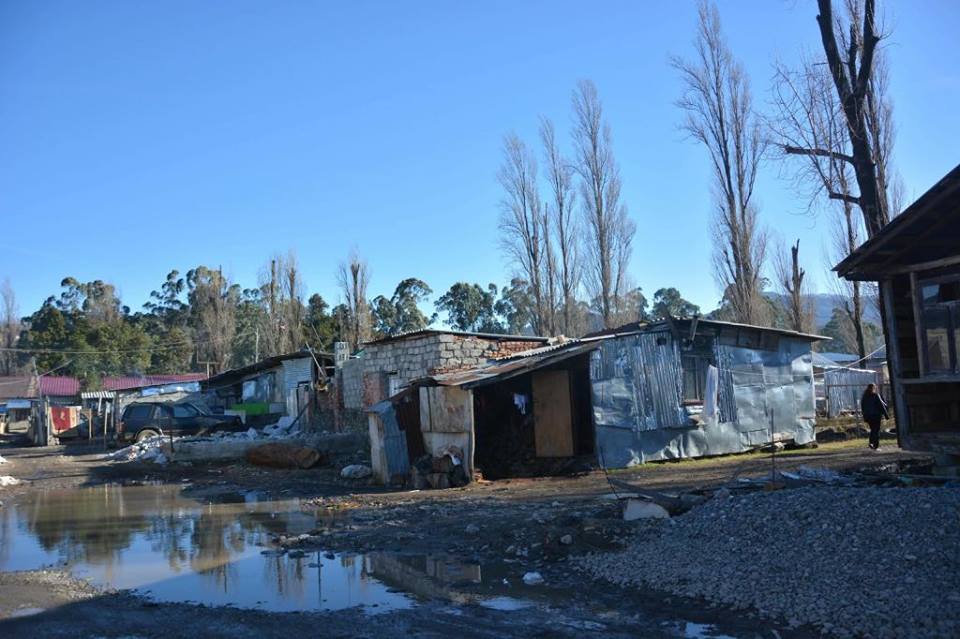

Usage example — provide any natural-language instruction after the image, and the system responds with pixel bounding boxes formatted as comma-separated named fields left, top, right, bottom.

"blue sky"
left=1, top=0, right=958, bottom=321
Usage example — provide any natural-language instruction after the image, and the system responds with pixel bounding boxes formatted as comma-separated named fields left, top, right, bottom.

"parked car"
left=118, top=401, right=243, bottom=444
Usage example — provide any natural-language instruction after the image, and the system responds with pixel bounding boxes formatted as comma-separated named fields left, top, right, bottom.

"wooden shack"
left=835, top=164, right=960, bottom=460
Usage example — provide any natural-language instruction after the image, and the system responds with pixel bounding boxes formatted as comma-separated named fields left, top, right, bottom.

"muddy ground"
left=0, top=430, right=927, bottom=638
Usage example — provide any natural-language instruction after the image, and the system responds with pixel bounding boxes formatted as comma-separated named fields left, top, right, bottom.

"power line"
left=0, top=327, right=258, bottom=355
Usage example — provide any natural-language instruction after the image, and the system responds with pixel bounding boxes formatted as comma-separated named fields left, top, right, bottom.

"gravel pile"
left=573, top=485, right=960, bottom=638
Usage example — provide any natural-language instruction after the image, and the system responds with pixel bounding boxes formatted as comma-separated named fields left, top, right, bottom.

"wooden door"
left=532, top=370, right=574, bottom=457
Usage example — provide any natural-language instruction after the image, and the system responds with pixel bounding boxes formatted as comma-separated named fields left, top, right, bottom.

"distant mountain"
left=764, top=292, right=881, bottom=330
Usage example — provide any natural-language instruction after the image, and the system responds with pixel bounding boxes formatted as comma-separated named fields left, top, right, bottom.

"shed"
left=366, top=340, right=599, bottom=483
left=835, top=163, right=960, bottom=457
left=202, top=351, right=333, bottom=425
left=588, top=319, right=824, bottom=465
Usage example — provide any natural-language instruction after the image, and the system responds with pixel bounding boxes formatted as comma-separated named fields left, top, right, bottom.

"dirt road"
left=0, top=433, right=927, bottom=638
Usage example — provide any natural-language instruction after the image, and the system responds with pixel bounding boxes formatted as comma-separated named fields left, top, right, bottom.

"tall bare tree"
left=497, top=133, right=551, bottom=335
left=1, top=278, right=21, bottom=375
left=770, top=0, right=898, bottom=356
left=571, top=79, right=635, bottom=329
left=673, top=1, right=768, bottom=325
left=791, top=0, right=892, bottom=238
left=258, top=250, right=306, bottom=355
left=540, top=117, right=579, bottom=336
left=187, top=266, right=237, bottom=373
left=774, top=239, right=815, bottom=334
left=337, top=250, right=372, bottom=351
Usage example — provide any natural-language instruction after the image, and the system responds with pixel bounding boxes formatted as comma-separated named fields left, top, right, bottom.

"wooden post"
left=910, top=272, right=927, bottom=375
left=882, top=280, right=910, bottom=448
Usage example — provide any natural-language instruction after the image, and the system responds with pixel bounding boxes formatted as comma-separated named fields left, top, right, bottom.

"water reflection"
left=0, top=485, right=411, bottom=612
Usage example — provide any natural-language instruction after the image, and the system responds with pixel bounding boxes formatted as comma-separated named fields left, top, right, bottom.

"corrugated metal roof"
left=102, top=374, right=207, bottom=391
left=585, top=318, right=827, bottom=342
left=421, top=341, right=600, bottom=389
left=39, top=376, right=81, bottom=396
left=203, top=351, right=334, bottom=386
left=363, top=328, right=549, bottom=347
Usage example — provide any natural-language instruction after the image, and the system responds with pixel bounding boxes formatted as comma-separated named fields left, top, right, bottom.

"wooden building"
left=835, top=164, right=960, bottom=459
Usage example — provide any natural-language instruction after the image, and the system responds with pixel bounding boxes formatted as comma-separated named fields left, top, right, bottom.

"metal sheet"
left=591, top=331, right=817, bottom=466
left=368, top=400, right=410, bottom=480
left=824, top=367, right=880, bottom=418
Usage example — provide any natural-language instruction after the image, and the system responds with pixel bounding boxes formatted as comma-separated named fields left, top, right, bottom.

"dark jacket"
left=861, top=393, right=889, bottom=422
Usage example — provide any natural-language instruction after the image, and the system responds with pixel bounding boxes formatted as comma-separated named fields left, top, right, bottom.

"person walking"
left=861, top=383, right=889, bottom=450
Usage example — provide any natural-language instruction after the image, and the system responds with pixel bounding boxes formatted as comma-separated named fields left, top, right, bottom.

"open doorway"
left=471, top=352, right=595, bottom=479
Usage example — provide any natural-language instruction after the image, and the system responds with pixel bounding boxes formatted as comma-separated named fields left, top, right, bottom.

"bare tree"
left=187, top=266, right=237, bottom=373
left=280, top=251, right=305, bottom=353
left=571, top=79, right=635, bottom=329
left=497, top=134, right=551, bottom=335
left=673, top=1, right=768, bottom=326
left=541, top=117, right=580, bottom=336
left=337, top=250, right=372, bottom=351
left=787, top=0, right=892, bottom=237
left=1, top=279, right=21, bottom=375
left=775, top=239, right=815, bottom=334
left=770, top=0, right=899, bottom=355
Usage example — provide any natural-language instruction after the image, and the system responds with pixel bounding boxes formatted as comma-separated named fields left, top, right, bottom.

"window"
left=172, top=404, right=199, bottom=418
left=682, top=355, right=707, bottom=402
left=918, top=273, right=960, bottom=375
left=125, top=404, right=154, bottom=420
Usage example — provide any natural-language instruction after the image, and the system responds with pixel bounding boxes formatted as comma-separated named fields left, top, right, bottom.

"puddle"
left=0, top=484, right=412, bottom=613
left=0, top=484, right=766, bottom=635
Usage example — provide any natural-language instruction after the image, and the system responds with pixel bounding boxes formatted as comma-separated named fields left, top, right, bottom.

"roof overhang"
left=835, top=164, right=960, bottom=281
left=418, top=341, right=600, bottom=390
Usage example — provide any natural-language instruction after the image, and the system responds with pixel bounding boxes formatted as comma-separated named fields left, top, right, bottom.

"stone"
left=465, top=523, right=480, bottom=535
left=560, top=534, right=573, bottom=545
left=622, top=499, right=670, bottom=521
left=522, top=571, right=544, bottom=585
left=340, top=464, right=372, bottom=479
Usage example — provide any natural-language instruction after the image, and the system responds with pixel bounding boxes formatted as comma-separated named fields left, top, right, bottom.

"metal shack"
left=367, top=340, right=599, bottom=483
left=835, top=163, right=960, bottom=460
left=589, top=319, right=824, bottom=465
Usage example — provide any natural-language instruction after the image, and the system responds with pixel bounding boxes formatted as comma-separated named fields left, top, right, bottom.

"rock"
left=713, top=487, right=732, bottom=500
left=0, top=475, right=21, bottom=487
left=560, top=534, right=573, bottom=545
left=465, top=523, right=480, bottom=535
left=622, top=499, right=670, bottom=521
left=522, top=571, right=544, bottom=585
left=340, top=464, right=372, bottom=479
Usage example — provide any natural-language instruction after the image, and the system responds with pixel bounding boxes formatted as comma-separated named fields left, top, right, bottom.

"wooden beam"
left=898, top=374, right=960, bottom=385
left=910, top=272, right=927, bottom=376
left=882, top=280, right=910, bottom=445
left=862, top=255, right=960, bottom=278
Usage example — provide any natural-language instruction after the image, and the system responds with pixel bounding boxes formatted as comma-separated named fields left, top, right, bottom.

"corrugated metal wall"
left=281, top=357, right=313, bottom=417
left=824, top=367, right=880, bottom=417
left=591, top=332, right=817, bottom=466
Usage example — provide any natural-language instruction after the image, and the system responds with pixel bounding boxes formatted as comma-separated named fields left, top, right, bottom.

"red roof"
left=39, top=376, right=81, bottom=397
left=101, top=374, right=207, bottom=391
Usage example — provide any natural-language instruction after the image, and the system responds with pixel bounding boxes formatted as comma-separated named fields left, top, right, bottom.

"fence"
left=822, top=367, right=886, bottom=418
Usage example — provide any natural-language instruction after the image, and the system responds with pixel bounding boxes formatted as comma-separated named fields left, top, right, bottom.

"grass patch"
left=608, top=438, right=883, bottom=475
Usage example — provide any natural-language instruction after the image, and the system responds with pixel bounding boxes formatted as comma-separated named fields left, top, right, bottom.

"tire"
left=135, top=429, right=160, bottom=443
